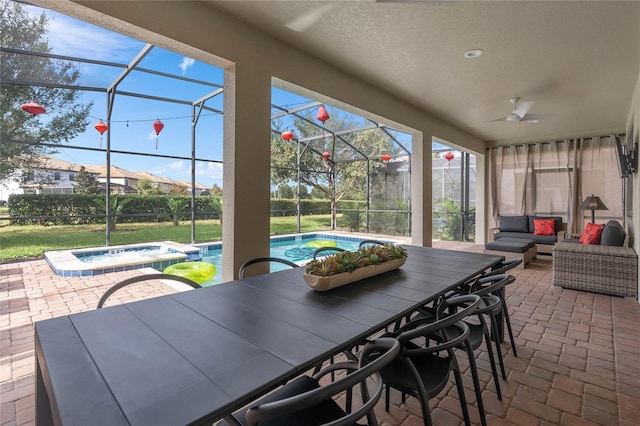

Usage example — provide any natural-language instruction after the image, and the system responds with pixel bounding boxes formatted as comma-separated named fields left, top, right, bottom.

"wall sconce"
left=579, top=195, right=608, bottom=223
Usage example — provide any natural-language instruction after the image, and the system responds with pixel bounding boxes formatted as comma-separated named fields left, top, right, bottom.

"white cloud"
left=196, top=162, right=223, bottom=179
left=152, top=161, right=186, bottom=175
left=29, top=7, right=144, bottom=61
left=179, top=57, right=195, bottom=75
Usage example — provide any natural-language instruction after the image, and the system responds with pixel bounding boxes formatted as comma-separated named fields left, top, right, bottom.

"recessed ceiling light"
left=464, top=49, right=484, bottom=59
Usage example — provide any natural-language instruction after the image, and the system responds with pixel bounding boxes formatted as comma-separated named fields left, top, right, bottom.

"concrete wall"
left=32, top=0, right=488, bottom=280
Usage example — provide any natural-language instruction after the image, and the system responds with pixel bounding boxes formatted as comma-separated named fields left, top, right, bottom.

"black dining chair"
left=238, top=257, right=299, bottom=279
left=378, top=294, right=481, bottom=426
left=480, top=258, right=521, bottom=356
left=96, top=273, right=201, bottom=308
left=221, top=337, right=401, bottom=426
left=358, top=239, right=386, bottom=248
left=312, top=246, right=346, bottom=259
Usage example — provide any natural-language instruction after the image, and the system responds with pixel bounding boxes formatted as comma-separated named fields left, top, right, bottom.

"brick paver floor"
left=1, top=241, right=639, bottom=425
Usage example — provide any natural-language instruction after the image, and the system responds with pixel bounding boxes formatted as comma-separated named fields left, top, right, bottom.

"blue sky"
left=26, top=3, right=413, bottom=189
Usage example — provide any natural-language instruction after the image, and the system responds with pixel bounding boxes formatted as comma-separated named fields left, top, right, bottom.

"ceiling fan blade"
left=469, top=116, right=508, bottom=126
left=520, top=113, right=553, bottom=122
left=284, top=4, right=332, bottom=32
left=513, top=101, right=534, bottom=119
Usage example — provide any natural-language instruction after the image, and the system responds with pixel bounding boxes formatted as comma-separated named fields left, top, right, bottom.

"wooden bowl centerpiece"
left=303, top=243, right=407, bottom=291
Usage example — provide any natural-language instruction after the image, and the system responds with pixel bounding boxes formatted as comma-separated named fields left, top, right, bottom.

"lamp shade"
left=579, top=195, right=608, bottom=212
left=580, top=195, right=608, bottom=223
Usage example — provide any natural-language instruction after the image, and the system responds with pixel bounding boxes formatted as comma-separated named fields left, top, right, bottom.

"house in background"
left=85, top=165, right=140, bottom=194
left=0, top=156, right=99, bottom=201
left=135, top=170, right=177, bottom=193
left=176, top=180, right=208, bottom=196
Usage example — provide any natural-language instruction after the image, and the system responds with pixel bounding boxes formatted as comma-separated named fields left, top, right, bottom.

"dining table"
left=34, top=245, right=503, bottom=426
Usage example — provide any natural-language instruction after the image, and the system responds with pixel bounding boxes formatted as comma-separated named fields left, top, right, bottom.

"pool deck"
left=2, top=240, right=639, bottom=425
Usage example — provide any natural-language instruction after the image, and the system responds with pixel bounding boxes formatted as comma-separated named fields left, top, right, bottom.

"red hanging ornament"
left=322, top=151, right=330, bottom=160
left=317, top=105, right=330, bottom=124
left=444, top=151, right=454, bottom=170
left=381, top=154, right=392, bottom=163
left=20, top=101, right=46, bottom=134
left=281, top=130, right=294, bottom=141
left=317, top=105, right=330, bottom=142
left=20, top=101, right=46, bottom=116
left=94, top=119, right=108, bottom=148
left=153, top=119, right=164, bottom=149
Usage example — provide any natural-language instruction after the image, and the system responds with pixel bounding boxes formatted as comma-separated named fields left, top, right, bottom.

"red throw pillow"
left=533, top=219, right=555, bottom=236
left=579, top=223, right=605, bottom=245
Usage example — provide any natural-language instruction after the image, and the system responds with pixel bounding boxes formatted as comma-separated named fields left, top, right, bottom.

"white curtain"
left=487, top=136, right=622, bottom=233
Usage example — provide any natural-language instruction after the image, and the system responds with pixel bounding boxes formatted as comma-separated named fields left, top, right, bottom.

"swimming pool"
left=196, top=233, right=390, bottom=286
left=44, top=233, right=396, bottom=282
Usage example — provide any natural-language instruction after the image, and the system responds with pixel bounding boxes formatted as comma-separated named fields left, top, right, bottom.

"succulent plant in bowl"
left=305, top=243, right=407, bottom=277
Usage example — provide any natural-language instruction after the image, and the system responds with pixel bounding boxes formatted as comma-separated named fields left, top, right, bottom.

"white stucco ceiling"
left=207, top=0, right=640, bottom=145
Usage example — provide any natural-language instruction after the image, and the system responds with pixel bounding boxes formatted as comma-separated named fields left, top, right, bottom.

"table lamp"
left=579, top=195, right=608, bottom=223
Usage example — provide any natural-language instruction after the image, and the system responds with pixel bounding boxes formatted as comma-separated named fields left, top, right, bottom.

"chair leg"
left=463, top=343, right=488, bottom=426
left=481, top=322, right=503, bottom=400
left=489, top=314, right=507, bottom=380
left=452, top=367, right=471, bottom=426
left=502, top=299, right=518, bottom=357
left=385, top=385, right=390, bottom=412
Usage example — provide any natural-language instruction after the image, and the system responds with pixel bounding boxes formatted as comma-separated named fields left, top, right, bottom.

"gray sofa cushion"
left=495, top=231, right=557, bottom=245
left=601, top=220, right=625, bottom=247
left=528, top=216, right=563, bottom=234
left=499, top=215, right=529, bottom=232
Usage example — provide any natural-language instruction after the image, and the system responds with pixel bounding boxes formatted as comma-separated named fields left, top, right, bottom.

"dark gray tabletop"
left=35, top=245, right=502, bottom=426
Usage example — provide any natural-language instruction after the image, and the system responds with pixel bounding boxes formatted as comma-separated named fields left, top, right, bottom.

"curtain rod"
left=486, top=133, right=624, bottom=150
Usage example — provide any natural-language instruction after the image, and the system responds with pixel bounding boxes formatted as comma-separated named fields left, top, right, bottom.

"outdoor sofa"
left=552, top=220, right=638, bottom=298
left=489, top=214, right=566, bottom=254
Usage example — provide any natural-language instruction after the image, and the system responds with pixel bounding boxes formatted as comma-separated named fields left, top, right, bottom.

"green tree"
left=277, top=184, right=294, bottom=199
left=167, top=197, right=188, bottom=226
left=1, top=0, right=92, bottom=182
left=93, top=194, right=130, bottom=230
left=135, top=178, right=163, bottom=195
left=73, top=166, right=99, bottom=194
left=271, top=109, right=398, bottom=227
left=210, top=183, right=223, bottom=197
left=168, top=185, right=188, bottom=195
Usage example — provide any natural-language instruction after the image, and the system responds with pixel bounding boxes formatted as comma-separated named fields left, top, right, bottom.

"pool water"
left=76, top=246, right=176, bottom=264
left=196, top=234, right=388, bottom=287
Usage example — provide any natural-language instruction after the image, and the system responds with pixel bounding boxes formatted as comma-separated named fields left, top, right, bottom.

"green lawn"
left=0, top=215, right=335, bottom=261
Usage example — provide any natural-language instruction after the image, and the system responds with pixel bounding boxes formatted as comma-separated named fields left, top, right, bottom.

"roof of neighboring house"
left=29, top=155, right=84, bottom=173
left=135, top=171, right=175, bottom=185
left=177, top=180, right=208, bottom=190
left=85, top=165, right=141, bottom=179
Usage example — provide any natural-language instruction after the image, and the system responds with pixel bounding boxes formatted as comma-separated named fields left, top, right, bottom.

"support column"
left=411, top=132, right=432, bottom=247
left=222, top=64, right=272, bottom=280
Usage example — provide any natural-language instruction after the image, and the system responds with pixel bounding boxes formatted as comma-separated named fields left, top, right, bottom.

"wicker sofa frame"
left=552, top=241, right=638, bottom=298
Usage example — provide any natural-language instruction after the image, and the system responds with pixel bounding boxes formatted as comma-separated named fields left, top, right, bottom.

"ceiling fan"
left=482, top=97, right=551, bottom=124
left=284, top=4, right=333, bottom=32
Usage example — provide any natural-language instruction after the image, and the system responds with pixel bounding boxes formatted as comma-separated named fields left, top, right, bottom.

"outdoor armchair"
left=96, top=273, right=201, bottom=308
left=221, top=337, right=401, bottom=426
left=238, top=257, right=299, bottom=279
left=378, top=294, right=481, bottom=426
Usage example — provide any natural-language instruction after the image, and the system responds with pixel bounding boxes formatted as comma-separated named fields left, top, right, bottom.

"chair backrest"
left=312, top=246, right=346, bottom=260
left=358, top=239, right=387, bottom=248
left=395, top=294, right=481, bottom=352
left=238, top=257, right=299, bottom=279
left=97, top=273, right=201, bottom=308
left=483, top=258, right=522, bottom=276
left=470, top=274, right=514, bottom=296
left=244, top=337, right=400, bottom=426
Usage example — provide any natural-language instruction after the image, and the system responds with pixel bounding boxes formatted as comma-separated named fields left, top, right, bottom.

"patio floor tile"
left=1, top=241, right=639, bottom=425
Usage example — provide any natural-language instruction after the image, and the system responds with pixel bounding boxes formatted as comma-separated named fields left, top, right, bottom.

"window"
left=54, top=172, right=61, bottom=180
left=69, top=173, right=76, bottom=181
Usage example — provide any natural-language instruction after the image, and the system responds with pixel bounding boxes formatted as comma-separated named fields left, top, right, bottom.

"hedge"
left=6, top=194, right=371, bottom=226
